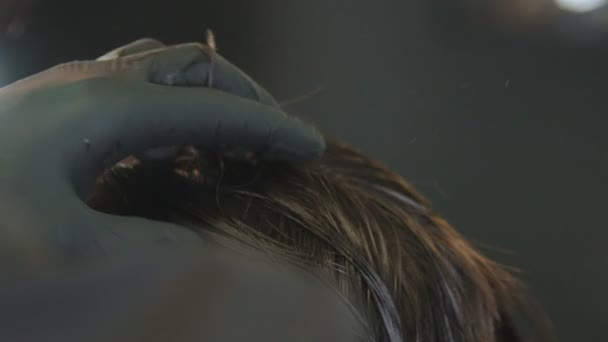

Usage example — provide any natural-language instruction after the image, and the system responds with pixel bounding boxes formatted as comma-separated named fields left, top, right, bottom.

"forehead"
left=0, top=243, right=368, bottom=342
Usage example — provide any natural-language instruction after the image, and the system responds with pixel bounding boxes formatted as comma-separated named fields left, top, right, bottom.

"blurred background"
left=0, top=0, right=606, bottom=340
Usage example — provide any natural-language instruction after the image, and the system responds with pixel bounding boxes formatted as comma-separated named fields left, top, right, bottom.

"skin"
left=0, top=243, right=363, bottom=342
left=0, top=39, right=355, bottom=342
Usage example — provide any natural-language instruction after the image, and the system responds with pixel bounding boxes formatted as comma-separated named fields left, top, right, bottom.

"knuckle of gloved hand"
left=147, top=44, right=213, bottom=86
left=136, top=42, right=276, bottom=106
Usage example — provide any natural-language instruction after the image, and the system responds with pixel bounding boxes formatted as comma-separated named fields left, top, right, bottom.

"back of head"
left=88, top=142, right=535, bottom=342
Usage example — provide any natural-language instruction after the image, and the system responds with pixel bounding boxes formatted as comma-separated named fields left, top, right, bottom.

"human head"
left=88, top=141, right=527, bottom=342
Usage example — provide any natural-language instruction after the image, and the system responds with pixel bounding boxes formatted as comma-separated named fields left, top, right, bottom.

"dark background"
left=1, top=0, right=606, bottom=340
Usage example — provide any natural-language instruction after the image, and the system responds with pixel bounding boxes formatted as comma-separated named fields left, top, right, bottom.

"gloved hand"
left=0, top=38, right=325, bottom=274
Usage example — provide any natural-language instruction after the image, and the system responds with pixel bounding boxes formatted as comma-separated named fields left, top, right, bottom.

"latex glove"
left=0, top=38, right=325, bottom=274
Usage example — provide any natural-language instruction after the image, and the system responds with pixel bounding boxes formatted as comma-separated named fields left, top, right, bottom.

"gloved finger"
left=1, top=41, right=323, bottom=166
left=119, top=42, right=278, bottom=106
left=49, top=77, right=323, bottom=198
left=96, top=38, right=166, bottom=60
left=119, top=42, right=282, bottom=163
left=95, top=39, right=196, bottom=163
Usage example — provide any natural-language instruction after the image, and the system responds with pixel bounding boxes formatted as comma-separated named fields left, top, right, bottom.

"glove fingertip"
left=262, top=122, right=326, bottom=162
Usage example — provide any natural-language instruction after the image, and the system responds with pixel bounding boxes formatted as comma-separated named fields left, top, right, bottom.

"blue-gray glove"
left=0, top=38, right=325, bottom=273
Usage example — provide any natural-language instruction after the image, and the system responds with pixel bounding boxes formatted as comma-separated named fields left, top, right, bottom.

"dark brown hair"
left=88, top=142, right=532, bottom=342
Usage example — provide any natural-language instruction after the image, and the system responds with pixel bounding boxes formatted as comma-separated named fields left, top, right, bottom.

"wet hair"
left=88, top=141, right=536, bottom=342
